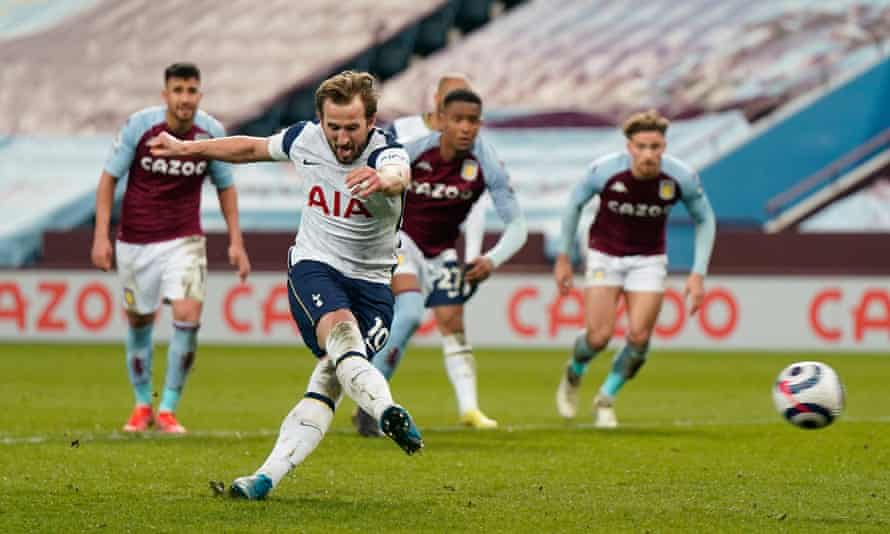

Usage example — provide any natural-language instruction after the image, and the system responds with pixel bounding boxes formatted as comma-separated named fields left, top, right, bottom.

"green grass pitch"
left=1, top=343, right=888, bottom=532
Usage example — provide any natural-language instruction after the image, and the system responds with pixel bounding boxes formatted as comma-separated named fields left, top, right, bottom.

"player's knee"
left=626, top=328, right=652, bottom=348
left=171, top=299, right=202, bottom=323
left=437, top=313, right=464, bottom=335
left=585, top=329, right=611, bottom=351
left=326, top=320, right=364, bottom=361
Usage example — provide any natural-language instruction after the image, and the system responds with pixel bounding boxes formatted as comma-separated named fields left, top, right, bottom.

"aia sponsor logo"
left=140, top=156, right=207, bottom=177
left=307, top=185, right=373, bottom=218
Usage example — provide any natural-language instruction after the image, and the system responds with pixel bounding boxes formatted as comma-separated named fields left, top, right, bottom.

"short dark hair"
left=442, top=88, right=482, bottom=110
left=164, top=62, right=201, bottom=82
left=315, top=70, right=378, bottom=120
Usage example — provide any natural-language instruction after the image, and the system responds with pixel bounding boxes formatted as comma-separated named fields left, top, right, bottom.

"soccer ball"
left=772, top=361, right=844, bottom=429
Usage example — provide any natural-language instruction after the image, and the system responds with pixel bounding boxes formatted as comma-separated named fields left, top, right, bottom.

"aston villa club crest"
left=460, top=159, right=479, bottom=181
left=658, top=179, right=676, bottom=200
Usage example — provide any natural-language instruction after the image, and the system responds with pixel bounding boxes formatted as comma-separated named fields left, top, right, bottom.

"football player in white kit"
left=149, top=71, right=423, bottom=500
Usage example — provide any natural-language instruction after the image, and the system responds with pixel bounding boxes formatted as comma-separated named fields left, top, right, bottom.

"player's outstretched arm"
left=91, top=170, right=117, bottom=271
left=148, top=132, right=274, bottom=163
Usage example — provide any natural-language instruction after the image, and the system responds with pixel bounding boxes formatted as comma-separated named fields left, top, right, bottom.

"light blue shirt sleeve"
left=403, top=131, right=442, bottom=163
left=668, top=156, right=716, bottom=275
left=475, top=135, right=527, bottom=268
left=558, top=162, right=606, bottom=256
left=103, top=109, right=162, bottom=178
left=195, top=112, right=234, bottom=190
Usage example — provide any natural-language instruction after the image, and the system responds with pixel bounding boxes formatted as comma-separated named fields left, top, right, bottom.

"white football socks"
left=443, top=333, right=479, bottom=415
left=328, top=321, right=394, bottom=421
left=257, top=397, right=333, bottom=486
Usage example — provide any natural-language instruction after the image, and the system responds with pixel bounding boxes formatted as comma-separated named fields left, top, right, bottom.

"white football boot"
left=556, top=361, right=581, bottom=418
left=593, top=394, right=618, bottom=429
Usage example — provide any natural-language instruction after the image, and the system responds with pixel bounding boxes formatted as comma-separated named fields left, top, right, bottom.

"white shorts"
left=115, top=235, right=207, bottom=314
left=394, top=231, right=470, bottom=303
left=584, top=249, right=667, bottom=292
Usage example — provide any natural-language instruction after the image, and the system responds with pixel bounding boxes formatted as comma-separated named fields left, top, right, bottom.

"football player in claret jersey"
left=351, top=77, right=501, bottom=435
left=387, top=73, right=487, bottom=267
left=91, top=62, right=251, bottom=434
left=149, top=70, right=422, bottom=500
left=554, top=110, right=716, bottom=428
left=353, top=89, right=527, bottom=435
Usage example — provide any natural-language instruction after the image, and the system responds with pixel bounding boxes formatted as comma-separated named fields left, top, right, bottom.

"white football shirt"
left=268, top=122, right=409, bottom=284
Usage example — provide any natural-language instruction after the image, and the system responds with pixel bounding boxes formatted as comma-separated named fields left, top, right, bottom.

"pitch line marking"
left=3, top=416, right=890, bottom=446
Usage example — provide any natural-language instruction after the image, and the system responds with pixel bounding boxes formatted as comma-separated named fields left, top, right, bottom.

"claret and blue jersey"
left=104, top=106, right=233, bottom=244
left=561, top=152, right=716, bottom=274
left=400, top=131, right=521, bottom=258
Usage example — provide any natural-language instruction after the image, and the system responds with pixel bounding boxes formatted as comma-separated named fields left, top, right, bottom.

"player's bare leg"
left=123, top=311, right=156, bottom=432
left=155, top=298, right=202, bottom=434
left=595, top=291, right=663, bottom=428
left=434, top=305, right=496, bottom=429
left=556, top=287, right=620, bottom=418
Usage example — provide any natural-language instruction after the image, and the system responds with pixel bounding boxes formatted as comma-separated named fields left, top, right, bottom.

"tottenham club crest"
left=658, top=179, right=676, bottom=201
left=460, top=159, right=479, bottom=182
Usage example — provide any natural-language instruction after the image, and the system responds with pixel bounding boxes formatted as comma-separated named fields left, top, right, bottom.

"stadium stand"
left=0, top=0, right=99, bottom=39
left=0, top=0, right=455, bottom=135
left=799, top=161, right=890, bottom=232
left=378, top=0, right=890, bottom=123
left=4, top=0, right=889, bottom=272
left=0, top=135, right=109, bottom=265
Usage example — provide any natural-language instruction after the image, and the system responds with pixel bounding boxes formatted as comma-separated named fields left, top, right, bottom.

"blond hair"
left=315, top=70, right=379, bottom=119
left=622, top=109, right=669, bottom=138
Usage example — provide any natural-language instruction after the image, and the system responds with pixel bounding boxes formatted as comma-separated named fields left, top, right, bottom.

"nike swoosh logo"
left=302, top=159, right=320, bottom=166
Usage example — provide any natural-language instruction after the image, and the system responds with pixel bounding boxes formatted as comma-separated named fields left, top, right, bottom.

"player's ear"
left=367, top=113, right=377, bottom=129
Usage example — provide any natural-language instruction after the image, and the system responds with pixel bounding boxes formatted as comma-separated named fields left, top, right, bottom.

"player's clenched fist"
left=147, top=131, right=187, bottom=157
left=345, top=166, right=383, bottom=198
left=91, top=235, right=113, bottom=271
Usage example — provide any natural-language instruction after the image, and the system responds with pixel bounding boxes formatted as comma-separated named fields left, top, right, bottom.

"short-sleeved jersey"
left=401, top=132, right=520, bottom=258
left=104, top=106, right=233, bottom=244
left=579, top=152, right=706, bottom=256
left=268, top=122, right=409, bottom=284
